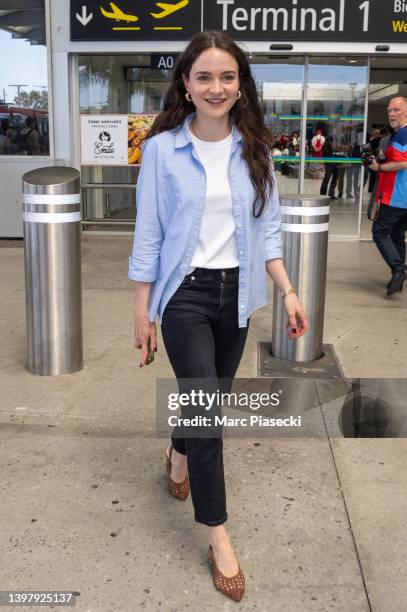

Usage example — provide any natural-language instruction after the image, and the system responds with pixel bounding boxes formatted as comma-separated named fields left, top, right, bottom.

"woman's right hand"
left=134, top=313, right=157, bottom=367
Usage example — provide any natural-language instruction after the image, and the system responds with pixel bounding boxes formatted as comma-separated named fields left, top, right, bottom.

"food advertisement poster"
left=128, top=114, right=156, bottom=165
left=80, top=114, right=156, bottom=166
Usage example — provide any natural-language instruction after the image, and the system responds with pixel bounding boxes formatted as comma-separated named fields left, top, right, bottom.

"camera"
left=360, top=143, right=387, bottom=167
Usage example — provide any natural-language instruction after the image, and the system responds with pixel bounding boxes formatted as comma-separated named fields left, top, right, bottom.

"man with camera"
left=369, top=96, right=407, bottom=296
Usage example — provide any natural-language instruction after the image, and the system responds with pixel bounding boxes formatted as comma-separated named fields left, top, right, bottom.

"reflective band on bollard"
left=22, top=166, right=83, bottom=376
left=272, top=194, right=330, bottom=362
left=22, top=193, right=81, bottom=205
left=22, top=212, right=82, bottom=223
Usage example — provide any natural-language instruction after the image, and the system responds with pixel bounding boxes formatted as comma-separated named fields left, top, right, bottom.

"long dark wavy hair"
left=144, top=31, right=274, bottom=217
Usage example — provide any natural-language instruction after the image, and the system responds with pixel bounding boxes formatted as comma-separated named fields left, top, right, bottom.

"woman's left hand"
left=283, top=293, right=309, bottom=339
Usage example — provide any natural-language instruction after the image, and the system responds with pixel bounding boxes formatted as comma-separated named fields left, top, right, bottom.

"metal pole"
left=272, top=194, right=330, bottom=362
left=299, top=55, right=309, bottom=194
left=22, top=166, right=83, bottom=375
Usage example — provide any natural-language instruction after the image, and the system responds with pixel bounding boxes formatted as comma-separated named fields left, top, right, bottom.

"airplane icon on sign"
left=100, top=3, right=139, bottom=22
left=150, top=0, right=189, bottom=19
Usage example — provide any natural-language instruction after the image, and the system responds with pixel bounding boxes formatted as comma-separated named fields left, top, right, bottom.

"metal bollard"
left=22, top=166, right=83, bottom=375
left=272, top=194, right=330, bottom=362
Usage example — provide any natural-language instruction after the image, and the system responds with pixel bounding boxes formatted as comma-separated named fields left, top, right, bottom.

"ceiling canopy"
left=0, top=0, right=45, bottom=46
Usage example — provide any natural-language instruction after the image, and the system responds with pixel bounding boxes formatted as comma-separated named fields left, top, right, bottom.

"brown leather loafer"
left=165, top=445, right=189, bottom=501
left=208, top=544, right=245, bottom=602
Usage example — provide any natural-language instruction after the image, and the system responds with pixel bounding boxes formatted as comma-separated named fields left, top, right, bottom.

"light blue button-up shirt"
left=128, top=113, right=283, bottom=328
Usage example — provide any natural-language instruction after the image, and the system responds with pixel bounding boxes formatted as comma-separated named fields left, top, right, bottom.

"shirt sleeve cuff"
left=265, top=246, right=283, bottom=261
left=128, top=257, right=159, bottom=282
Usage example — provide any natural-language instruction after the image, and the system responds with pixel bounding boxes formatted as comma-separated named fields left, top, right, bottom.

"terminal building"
left=1, top=0, right=407, bottom=239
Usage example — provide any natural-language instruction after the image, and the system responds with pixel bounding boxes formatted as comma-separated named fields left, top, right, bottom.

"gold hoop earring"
left=185, top=92, right=192, bottom=102
left=237, top=90, right=242, bottom=100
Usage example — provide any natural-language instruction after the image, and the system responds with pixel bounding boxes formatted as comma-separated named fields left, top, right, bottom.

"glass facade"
left=251, top=57, right=304, bottom=195
left=79, top=53, right=373, bottom=237
left=0, top=1, right=49, bottom=156
left=79, top=55, right=173, bottom=226
left=304, top=58, right=368, bottom=237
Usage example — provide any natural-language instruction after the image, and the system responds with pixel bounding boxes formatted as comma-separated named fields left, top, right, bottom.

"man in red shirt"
left=370, top=97, right=407, bottom=296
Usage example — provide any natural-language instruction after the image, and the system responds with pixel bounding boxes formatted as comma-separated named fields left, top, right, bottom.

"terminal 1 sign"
left=207, top=0, right=407, bottom=41
left=71, top=0, right=407, bottom=42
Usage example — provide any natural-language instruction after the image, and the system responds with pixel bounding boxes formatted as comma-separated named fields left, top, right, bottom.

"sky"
left=0, top=30, right=48, bottom=104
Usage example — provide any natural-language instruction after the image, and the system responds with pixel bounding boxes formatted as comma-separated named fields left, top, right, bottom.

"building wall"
left=2, top=0, right=407, bottom=236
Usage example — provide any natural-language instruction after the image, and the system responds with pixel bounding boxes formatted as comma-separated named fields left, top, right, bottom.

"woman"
left=129, top=31, right=308, bottom=602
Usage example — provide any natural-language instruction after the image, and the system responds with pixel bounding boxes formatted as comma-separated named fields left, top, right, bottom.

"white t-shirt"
left=188, top=124, right=239, bottom=270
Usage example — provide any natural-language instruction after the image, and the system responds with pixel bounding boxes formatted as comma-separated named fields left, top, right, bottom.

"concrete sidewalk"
left=1, top=237, right=406, bottom=611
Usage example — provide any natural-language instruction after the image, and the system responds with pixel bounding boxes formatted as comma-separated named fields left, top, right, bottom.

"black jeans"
left=337, top=166, right=346, bottom=197
left=320, top=164, right=338, bottom=198
left=372, top=205, right=407, bottom=273
left=161, top=267, right=249, bottom=526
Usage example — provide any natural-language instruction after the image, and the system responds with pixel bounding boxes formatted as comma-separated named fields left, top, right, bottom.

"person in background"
left=289, top=131, right=300, bottom=155
left=0, top=126, right=6, bottom=154
left=336, top=139, right=349, bottom=199
left=346, top=130, right=365, bottom=199
left=320, top=136, right=338, bottom=199
left=311, top=128, right=325, bottom=158
left=16, top=117, right=39, bottom=155
left=272, top=140, right=283, bottom=173
left=128, top=30, right=308, bottom=602
left=370, top=96, right=407, bottom=296
left=4, top=128, right=17, bottom=155
left=278, top=133, right=289, bottom=151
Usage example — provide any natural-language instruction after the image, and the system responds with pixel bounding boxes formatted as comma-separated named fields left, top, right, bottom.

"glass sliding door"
left=77, top=53, right=371, bottom=237
left=79, top=54, right=172, bottom=229
left=303, top=58, right=368, bottom=237
left=250, top=56, right=304, bottom=195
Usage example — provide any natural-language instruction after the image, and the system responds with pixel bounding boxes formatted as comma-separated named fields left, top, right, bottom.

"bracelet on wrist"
left=281, top=287, right=297, bottom=298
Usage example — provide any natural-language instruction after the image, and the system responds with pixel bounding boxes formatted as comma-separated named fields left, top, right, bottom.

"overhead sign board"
left=204, top=0, right=407, bottom=42
left=71, top=0, right=407, bottom=43
left=71, top=0, right=200, bottom=41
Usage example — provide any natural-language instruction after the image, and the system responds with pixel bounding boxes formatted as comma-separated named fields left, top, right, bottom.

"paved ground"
left=1, top=236, right=406, bottom=611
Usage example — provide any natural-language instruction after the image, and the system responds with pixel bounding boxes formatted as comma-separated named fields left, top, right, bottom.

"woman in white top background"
left=129, top=30, right=308, bottom=602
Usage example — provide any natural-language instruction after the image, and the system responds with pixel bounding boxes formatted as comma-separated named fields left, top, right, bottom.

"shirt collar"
left=174, top=112, right=242, bottom=148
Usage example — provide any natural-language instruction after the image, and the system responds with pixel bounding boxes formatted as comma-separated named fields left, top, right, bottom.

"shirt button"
left=240, top=305, right=245, bottom=310
left=237, top=223, right=242, bottom=228
left=239, top=250, right=244, bottom=255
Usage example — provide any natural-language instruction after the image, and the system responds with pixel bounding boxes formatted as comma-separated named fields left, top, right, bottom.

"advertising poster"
left=80, top=114, right=156, bottom=166
left=80, top=115, right=128, bottom=165
left=127, top=114, right=156, bottom=165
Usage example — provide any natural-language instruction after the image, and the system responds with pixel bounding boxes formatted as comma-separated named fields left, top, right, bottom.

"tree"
left=14, top=89, right=48, bottom=109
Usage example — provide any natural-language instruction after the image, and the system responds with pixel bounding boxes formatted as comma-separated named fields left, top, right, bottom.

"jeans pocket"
left=179, top=273, right=195, bottom=288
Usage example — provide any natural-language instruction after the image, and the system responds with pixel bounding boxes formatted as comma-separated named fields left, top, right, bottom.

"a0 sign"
left=151, top=54, right=179, bottom=70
